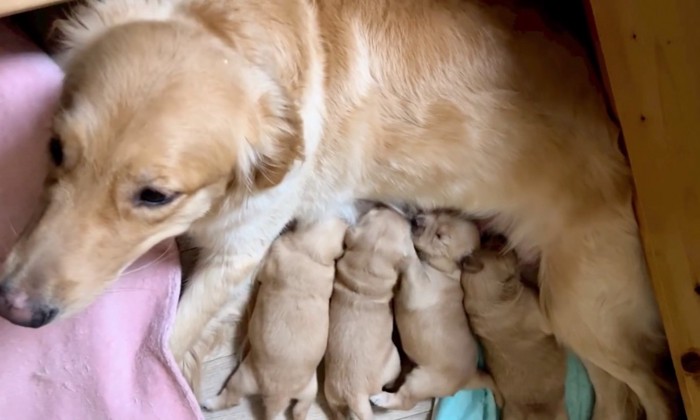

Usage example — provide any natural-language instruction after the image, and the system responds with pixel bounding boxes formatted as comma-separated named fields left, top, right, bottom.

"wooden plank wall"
left=0, top=0, right=66, bottom=18
left=587, top=0, right=700, bottom=417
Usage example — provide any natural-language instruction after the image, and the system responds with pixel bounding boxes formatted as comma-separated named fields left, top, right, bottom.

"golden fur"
left=0, top=0, right=672, bottom=417
left=462, top=250, right=567, bottom=420
left=371, top=211, right=502, bottom=411
left=324, top=208, right=412, bottom=420
left=202, top=218, right=346, bottom=420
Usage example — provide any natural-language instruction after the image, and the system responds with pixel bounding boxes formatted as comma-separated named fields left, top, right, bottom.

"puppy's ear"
left=460, top=255, right=484, bottom=273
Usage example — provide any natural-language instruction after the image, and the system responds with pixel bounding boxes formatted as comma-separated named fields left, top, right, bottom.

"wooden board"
left=587, top=0, right=700, bottom=417
left=0, top=0, right=67, bottom=18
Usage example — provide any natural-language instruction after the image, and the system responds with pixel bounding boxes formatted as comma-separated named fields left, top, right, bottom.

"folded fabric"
left=0, top=21, right=201, bottom=420
left=434, top=349, right=594, bottom=420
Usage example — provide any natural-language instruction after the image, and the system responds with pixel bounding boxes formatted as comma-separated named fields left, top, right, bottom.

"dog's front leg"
left=170, top=249, right=263, bottom=361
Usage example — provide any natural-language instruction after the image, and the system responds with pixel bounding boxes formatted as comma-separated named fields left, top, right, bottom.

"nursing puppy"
left=0, top=1, right=672, bottom=417
left=462, top=250, right=567, bottom=420
left=324, top=208, right=413, bottom=420
left=202, top=218, right=347, bottom=420
left=371, top=211, right=501, bottom=411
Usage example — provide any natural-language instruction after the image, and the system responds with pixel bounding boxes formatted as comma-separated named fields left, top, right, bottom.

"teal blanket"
left=433, top=352, right=594, bottom=420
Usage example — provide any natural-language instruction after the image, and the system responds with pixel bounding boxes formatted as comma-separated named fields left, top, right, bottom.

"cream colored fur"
left=0, top=0, right=672, bottom=418
left=324, top=208, right=412, bottom=420
left=371, top=211, right=502, bottom=411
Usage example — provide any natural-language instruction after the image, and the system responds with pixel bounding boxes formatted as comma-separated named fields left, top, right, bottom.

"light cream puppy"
left=324, top=207, right=413, bottom=420
left=371, top=211, right=501, bottom=411
left=461, top=250, right=567, bottom=420
left=202, top=218, right=347, bottom=420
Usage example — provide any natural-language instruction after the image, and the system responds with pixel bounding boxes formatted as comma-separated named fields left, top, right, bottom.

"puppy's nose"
left=410, top=215, right=426, bottom=235
left=0, top=283, right=58, bottom=328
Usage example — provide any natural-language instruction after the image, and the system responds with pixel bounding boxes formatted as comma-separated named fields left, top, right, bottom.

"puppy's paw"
left=369, top=392, right=395, bottom=408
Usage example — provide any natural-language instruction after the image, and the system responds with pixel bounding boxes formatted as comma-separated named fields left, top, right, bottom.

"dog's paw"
left=369, top=392, right=395, bottom=408
left=201, top=395, right=223, bottom=412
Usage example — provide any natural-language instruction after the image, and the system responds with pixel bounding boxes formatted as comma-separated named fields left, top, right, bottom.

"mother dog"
left=0, top=0, right=671, bottom=418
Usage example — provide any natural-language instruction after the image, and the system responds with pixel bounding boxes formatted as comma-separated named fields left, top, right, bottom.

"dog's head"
left=410, top=210, right=480, bottom=266
left=0, top=5, right=304, bottom=327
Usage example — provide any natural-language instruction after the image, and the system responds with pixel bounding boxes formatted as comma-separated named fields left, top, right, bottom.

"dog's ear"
left=460, top=254, right=484, bottom=273
left=238, top=88, right=305, bottom=191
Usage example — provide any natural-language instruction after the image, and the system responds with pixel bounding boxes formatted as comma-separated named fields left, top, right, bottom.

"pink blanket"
left=0, top=22, right=202, bottom=420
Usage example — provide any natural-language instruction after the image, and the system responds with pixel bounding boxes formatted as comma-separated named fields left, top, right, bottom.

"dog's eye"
left=48, top=137, right=64, bottom=166
left=135, top=187, right=179, bottom=207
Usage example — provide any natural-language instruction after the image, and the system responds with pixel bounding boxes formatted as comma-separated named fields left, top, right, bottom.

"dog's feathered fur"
left=0, top=0, right=672, bottom=417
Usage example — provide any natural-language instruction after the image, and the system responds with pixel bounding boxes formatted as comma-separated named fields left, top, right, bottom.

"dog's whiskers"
left=120, top=243, right=174, bottom=277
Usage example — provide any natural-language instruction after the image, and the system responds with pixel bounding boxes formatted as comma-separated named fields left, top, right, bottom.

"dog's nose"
left=0, top=283, right=58, bottom=328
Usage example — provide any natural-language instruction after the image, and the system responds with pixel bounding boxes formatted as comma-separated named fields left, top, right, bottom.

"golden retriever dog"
left=0, top=0, right=671, bottom=417
left=324, top=207, right=412, bottom=420
left=462, top=250, right=567, bottom=420
left=201, top=218, right=346, bottom=419
left=371, top=210, right=501, bottom=411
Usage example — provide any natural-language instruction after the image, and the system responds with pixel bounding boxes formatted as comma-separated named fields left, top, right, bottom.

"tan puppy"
left=371, top=211, right=501, bottom=411
left=324, top=207, right=412, bottom=420
left=0, top=1, right=672, bottom=416
left=202, top=218, right=347, bottom=420
left=461, top=250, right=567, bottom=420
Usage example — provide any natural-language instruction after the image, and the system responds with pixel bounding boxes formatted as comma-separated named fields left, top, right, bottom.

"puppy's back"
left=324, top=208, right=407, bottom=409
left=462, top=253, right=567, bottom=418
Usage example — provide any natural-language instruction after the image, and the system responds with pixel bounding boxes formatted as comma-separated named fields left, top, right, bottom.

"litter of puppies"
left=203, top=203, right=568, bottom=420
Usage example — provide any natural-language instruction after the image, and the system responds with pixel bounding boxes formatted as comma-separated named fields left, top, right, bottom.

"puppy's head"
left=292, top=218, right=348, bottom=265
left=410, top=210, right=480, bottom=264
left=343, top=208, right=413, bottom=288
left=347, top=208, right=412, bottom=254
left=461, top=250, right=522, bottom=305
left=0, top=13, right=303, bottom=327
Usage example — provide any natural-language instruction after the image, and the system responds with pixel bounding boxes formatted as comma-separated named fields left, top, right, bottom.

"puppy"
left=371, top=210, right=501, bottom=411
left=202, top=218, right=347, bottom=420
left=324, top=207, right=413, bottom=420
left=461, top=250, right=567, bottom=420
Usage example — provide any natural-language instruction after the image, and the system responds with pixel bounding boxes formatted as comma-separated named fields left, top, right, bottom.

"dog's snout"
left=0, top=283, right=58, bottom=328
left=30, top=306, right=59, bottom=328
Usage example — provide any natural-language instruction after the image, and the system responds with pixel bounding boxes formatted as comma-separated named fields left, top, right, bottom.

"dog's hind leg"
left=201, top=358, right=259, bottom=411
left=380, top=346, right=402, bottom=389
left=540, top=210, right=672, bottom=420
left=462, top=371, right=503, bottom=408
left=348, top=395, right=374, bottom=420
left=263, top=395, right=292, bottom=420
left=371, top=367, right=435, bottom=411
left=292, top=373, right=319, bottom=420
left=583, top=360, right=639, bottom=420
